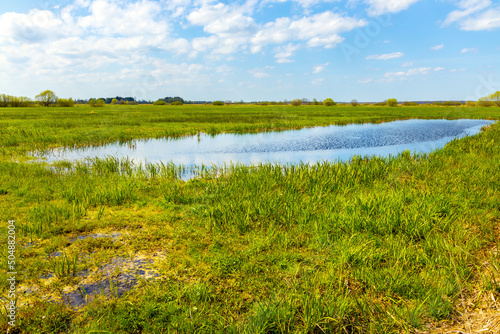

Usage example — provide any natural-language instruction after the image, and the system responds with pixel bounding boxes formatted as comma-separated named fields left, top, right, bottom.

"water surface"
left=40, top=119, right=494, bottom=167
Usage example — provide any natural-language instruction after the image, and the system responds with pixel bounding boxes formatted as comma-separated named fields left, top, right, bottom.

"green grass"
left=1, top=104, right=500, bottom=333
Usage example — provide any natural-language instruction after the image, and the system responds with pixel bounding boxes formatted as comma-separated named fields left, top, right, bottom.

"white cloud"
left=313, top=63, right=329, bottom=73
left=251, top=11, right=366, bottom=51
left=401, top=61, right=414, bottom=67
left=366, top=52, right=404, bottom=60
left=311, top=78, right=325, bottom=85
left=460, top=47, right=478, bottom=53
left=434, top=67, right=445, bottom=71
left=358, top=78, right=373, bottom=83
left=253, top=72, right=270, bottom=78
left=442, top=0, right=491, bottom=26
left=460, top=7, right=500, bottom=30
left=273, top=43, right=300, bottom=63
left=78, top=0, right=168, bottom=36
left=430, top=44, right=444, bottom=50
left=384, top=67, right=432, bottom=79
left=364, top=0, right=421, bottom=16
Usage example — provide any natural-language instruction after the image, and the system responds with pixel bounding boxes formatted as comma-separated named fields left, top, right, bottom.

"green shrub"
left=386, top=98, right=398, bottom=107
left=95, top=99, right=105, bottom=107
left=442, top=101, right=462, bottom=106
left=350, top=99, right=359, bottom=107
left=290, top=99, right=302, bottom=106
left=153, top=100, right=167, bottom=106
left=171, top=101, right=183, bottom=106
left=323, top=98, right=336, bottom=106
left=402, top=102, right=418, bottom=106
left=57, top=98, right=75, bottom=107
left=212, top=101, right=225, bottom=106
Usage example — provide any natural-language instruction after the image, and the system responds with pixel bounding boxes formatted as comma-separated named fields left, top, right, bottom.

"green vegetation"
left=1, top=104, right=500, bottom=333
left=153, top=99, right=167, bottom=105
left=58, top=98, right=75, bottom=108
left=291, top=99, right=303, bottom=106
left=386, top=98, right=398, bottom=107
left=323, top=98, right=336, bottom=106
left=212, top=100, right=225, bottom=106
left=35, top=90, right=58, bottom=107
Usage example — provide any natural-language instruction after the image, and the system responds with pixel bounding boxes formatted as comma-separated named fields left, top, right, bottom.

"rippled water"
left=39, top=119, right=494, bottom=166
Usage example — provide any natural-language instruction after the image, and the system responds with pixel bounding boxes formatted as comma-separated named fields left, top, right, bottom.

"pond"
left=38, top=119, right=494, bottom=172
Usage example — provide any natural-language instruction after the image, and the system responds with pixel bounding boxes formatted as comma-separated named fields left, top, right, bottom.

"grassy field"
left=1, top=104, right=500, bottom=333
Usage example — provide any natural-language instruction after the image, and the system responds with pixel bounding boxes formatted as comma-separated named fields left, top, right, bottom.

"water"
left=39, top=119, right=494, bottom=170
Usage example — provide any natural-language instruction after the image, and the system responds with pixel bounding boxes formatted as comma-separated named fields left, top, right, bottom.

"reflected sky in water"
left=41, top=119, right=495, bottom=166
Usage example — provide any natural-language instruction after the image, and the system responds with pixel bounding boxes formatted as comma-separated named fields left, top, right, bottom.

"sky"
left=0, top=0, right=499, bottom=102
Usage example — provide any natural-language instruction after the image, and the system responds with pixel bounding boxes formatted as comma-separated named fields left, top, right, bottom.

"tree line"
left=1, top=90, right=499, bottom=108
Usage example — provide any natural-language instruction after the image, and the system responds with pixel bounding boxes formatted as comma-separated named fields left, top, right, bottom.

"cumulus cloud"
left=251, top=11, right=366, bottom=52
left=365, top=52, right=404, bottom=60
left=430, top=44, right=444, bottom=50
left=364, top=0, right=421, bottom=16
left=460, top=7, right=500, bottom=30
left=442, top=0, right=491, bottom=26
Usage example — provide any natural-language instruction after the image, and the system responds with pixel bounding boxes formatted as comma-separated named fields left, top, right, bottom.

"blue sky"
left=0, top=0, right=499, bottom=102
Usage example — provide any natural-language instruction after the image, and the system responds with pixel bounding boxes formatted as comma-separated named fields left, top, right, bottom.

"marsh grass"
left=1, top=105, right=500, bottom=333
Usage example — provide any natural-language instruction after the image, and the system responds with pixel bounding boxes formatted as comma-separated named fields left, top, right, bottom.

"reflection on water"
left=39, top=119, right=494, bottom=167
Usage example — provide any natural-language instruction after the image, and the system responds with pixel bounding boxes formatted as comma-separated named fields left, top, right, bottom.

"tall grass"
left=0, top=106, right=499, bottom=333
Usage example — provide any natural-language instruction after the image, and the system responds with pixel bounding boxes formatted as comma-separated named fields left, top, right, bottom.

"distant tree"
left=153, top=100, right=167, bottom=105
left=478, top=98, right=494, bottom=107
left=465, top=101, right=477, bottom=107
left=386, top=98, right=398, bottom=107
left=401, top=102, right=418, bottom=106
left=36, top=90, right=57, bottom=107
left=442, top=101, right=462, bottom=106
left=489, top=91, right=500, bottom=106
left=323, top=98, right=336, bottom=106
left=95, top=99, right=105, bottom=107
left=350, top=99, right=359, bottom=107
left=212, top=101, right=225, bottom=106
left=88, top=99, right=96, bottom=107
left=110, top=98, right=119, bottom=105
left=57, top=98, right=75, bottom=107
left=290, top=99, right=302, bottom=106
left=171, top=101, right=183, bottom=105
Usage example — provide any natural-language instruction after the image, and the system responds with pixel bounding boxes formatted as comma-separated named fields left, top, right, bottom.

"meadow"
left=1, top=104, right=500, bottom=333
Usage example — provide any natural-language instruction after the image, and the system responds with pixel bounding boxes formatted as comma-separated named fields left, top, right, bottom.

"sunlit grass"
left=0, top=105, right=499, bottom=333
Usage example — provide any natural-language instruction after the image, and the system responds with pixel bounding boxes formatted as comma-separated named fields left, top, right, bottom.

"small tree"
left=58, top=98, right=75, bottom=107
left=290, top=99, right=302, bottom=106
left=110, top=98, right=119, bottom=105
left=323, top=98, right=336, bottom=106
left=488, top=91, right=500, bottom=106
left=350, top=99, right=359, bottom=107
left=171, top=101, right=183, bottom=106
left=95, top=99, right=105, bottom=107
left=88, top=99, right=96, bottom=107
left=153, top=100, right=167, bottom=105
left=386, top=98, right=398, bottom=107
left=212, top=101, right=225, bottom=106
left=36, top=90, right=57, bottom=107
